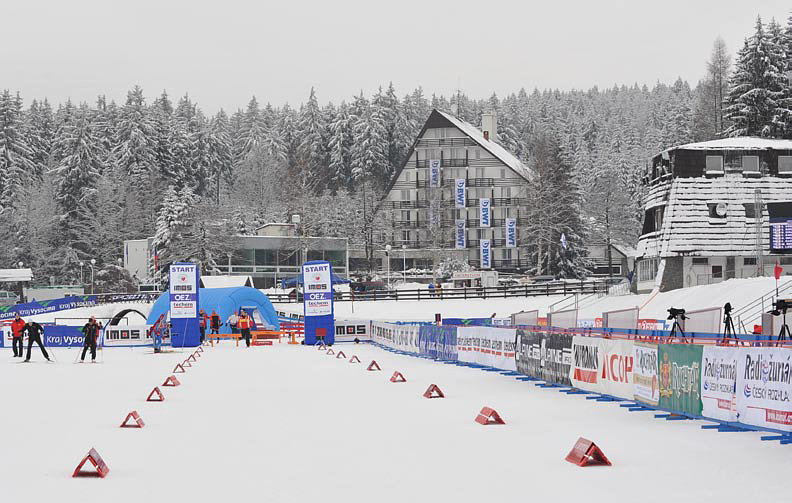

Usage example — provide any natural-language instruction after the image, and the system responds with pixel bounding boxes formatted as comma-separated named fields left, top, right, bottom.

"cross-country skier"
left=199, top=309, right=209, bottom=344
left=238, top=311, right=252, bottom=347
left=10, top=313, right=25, bottom=358
left=23, top=321, right=50, bottom=362
left=81, top=316, right=102, bottom=362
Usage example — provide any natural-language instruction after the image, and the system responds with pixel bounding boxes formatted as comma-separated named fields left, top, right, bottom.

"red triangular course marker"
left=173, top=363, right=186, bottom=373
left=146, top=387, right=165, bottom=402
left=349, top=355, right=361, bottom=363
left=367, top=360, right=381, bottom=371
left=187, top=354, right=197, bottom=362
left=423, top=384, right=444, bottom=398
left=390, top=371, right=406, bottom=383
left=475, top=406, right=505, bottom=425
left=120, top=410, right=145, bottom=428
left=326, top=348, right=335, bottom=355
left=163, top=375, right=181, bottom=387
left=194, top=351, right=201, bottom=358
left=317, top=344, right=326, bottom=350
left=336, top=351, right=346, bottom=359
left=565, top=437, right=612, bottom=467
left=196, top=346, right=204, bottom=353
left=182, top=360, right=192, bottom=368
left=72, top=448, right=110, bottom=478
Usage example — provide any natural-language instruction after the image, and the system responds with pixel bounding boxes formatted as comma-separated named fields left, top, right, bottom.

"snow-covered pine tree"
left=297, top=87, right=327, bottom=179
left=114, top=86, right=157, bottom=183
left=0, top=90, right=36, bottom=216
left=327, top=101, right=354, bottom=191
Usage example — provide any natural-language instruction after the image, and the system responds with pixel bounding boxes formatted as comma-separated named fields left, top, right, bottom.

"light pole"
left=79, top=261, right=84, bottom=286
left=17, top=261, right=24, bottom=303
left=89, top=258, right=96, bottom=294
left=401, top=244, right=407, bottom=284
left=385, top=244, right=392, bottom=289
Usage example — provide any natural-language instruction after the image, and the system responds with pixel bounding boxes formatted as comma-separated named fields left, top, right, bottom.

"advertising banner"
left=701, top=346, right=738, bottom=422
left=302, top=262, right=332, bottom=317
left=371, top=321, right=420, bottom=352
left=418, top=325, right=458, bottom=361
left=334, top=319, right=371, bottom=342
left=0, top=296, right=98, bottom=321
left=569, top=337, right=635, bottom=399
left=735, top=347, right=792, bottom=431
left=633, top=342, right=659, bottom=406
left=505, top=218, right=517, bottom=248
left=104, top=324, right=166, bottom=347
left=658, top=344, right=703, bottom=416
left=455, top=220, right=466, bottom=249
left=515, top=329, right=573, bottom=385
left=169, top=263, right=198, bottom=318
left=479, top=198, right=490, bottom=227
left=455, top=179, right=466, bottom=208
left=429, top=160, right=441, bottom=187
left=480, top=239, right=491, bottom=269
left=457, top=327, right=516, bottom=370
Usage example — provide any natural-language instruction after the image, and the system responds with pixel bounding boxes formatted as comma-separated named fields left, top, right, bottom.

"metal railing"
left=733, top=278, right=792, bottom=332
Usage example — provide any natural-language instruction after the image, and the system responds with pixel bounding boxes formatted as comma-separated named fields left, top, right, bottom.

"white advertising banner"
left=735, top=347, right=792, bottom=431
left=429, top=160, right=441, bottom=187
left=701, top=346, right=738, bottom=422
left=569, top=336, right=635, bottom=400
left=334, top=319, right=371, bottom=342
left=633, top=342, right=659, bottom=406
left=457, top=326, right=517, bottom=371
left=169, top=263, right=198, bottom=318
left=479, top=198, right=490, bottom=227
left=302, top=262, right=333, bottom=316
left=371, top=321, right=420, bottom=353
left=104, top=324, right=166, bottom=347
left=455, top=219, right=466, bottom=249
left=455, top=179, right=466, bottom=208
left=480, top=239, right=491, bottom=269
left=505, top=218, right=517, bottom=248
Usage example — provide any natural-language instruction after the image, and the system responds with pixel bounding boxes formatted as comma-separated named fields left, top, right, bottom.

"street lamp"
left=401, top=244, right=407, bottom=284
left=17, top=261, right=24, bottom=303
left=79, top=261, right=84, bottom=286
left=385, top=244, right=392, bottom=289
left=89, top=258, right=96, bottom=294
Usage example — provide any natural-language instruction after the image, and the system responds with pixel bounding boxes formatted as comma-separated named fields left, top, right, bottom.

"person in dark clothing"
left=238, top=311, right=252, bottom=347
left=23, top=321, right=50, bottom=362
left=199, top=309, right=209, bottom=344
left=81, top=316, right=101, bottom=362
left=11, top=313, right=25, bottom=357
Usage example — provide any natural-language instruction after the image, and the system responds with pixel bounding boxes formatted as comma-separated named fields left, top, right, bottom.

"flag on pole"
left=775, top=262, right=783, bottom=280
left=560, top=233, right=568, bottom=250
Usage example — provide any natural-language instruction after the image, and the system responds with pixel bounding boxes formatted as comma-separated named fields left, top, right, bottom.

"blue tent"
left=280, top=271, right=350, bottom=288
left=146, top=286, right=280, bottom=332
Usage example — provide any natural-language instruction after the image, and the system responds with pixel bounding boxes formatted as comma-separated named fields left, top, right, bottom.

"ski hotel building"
left=635, top=138, right=792, bottom=293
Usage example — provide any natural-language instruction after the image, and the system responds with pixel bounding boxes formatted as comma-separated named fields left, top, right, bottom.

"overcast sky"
left=2, top=0, right=790, bottom=113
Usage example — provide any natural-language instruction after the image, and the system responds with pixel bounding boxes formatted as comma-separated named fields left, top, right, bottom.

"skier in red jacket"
left=199, top=309, right=209, bottom=344
left=10, top=313, right=25, bottom=358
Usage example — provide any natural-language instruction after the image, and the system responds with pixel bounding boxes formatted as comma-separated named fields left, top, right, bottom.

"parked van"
left=0, top=290, right=20, bottom=306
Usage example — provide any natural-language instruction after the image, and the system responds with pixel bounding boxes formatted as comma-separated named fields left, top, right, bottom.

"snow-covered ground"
left=1, top=342, right=789, bottom=502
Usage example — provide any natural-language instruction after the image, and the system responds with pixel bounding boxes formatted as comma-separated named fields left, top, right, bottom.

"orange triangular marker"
left=196, top=346, right=204, bottom=353
left=317, top=344, right=326, bottom=350
left=475, top=406, right=505, bottom=425
left=173, top=363, right=186, bottom=373
left=367, top=360, right=381, bottom=371
left=72, top=448, right=109, bottom=478
left=187, top=354, right=197, bottom=362
left=390, top=371, right=406, bottom=382
left=194, top=351, right=201, bottom=358
left=423, top=384, right=444, bottom=398
left=182, top=360, right=192, bottom=368
left=336, top=351, right=346, bottom=359
left=120, top=410, right=145, bottom=428
left=565, top=437, right=612, bottom=467
left=146, top=387, right=165, bottom=402
left=326, top=348, right=335, bottom=355
left=163, top=375, right=181, bottom=387
left=350, top=355, right=361, bottom=363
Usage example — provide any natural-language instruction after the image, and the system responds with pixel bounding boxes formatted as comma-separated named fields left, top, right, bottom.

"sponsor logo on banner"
left=302, top=262, right=333, bottom=317
left=505, top=218, right=517, bottom=248
left=455, top=219, right=466, bottom=249
left=429, top=160, right=441, bottom=187
left=479, top=198, right=490, bottom=227
left=0, top=296, right=98, bottom=321
left=735, top=347, right=792, bottom=430
left=457, top=327, right=517, bottom=371
left=634, top=342, right=659, bottom=406
left=701, top=346, right=738, bottom=421
left=569, top=337, right=635, bottom=399
left=455, top=179, right=466, bottom=208
left=480, top=240, right=491, bottom=269
left=334, top=319, right=371, bottom=342
left=371, top=321, right=420, bottom=353
left=515, top=329, right=573, bottom=386
left=169, top=263, right=198, bottom=318
left=658, top=344, right=703, bottom=416
left=418, top=325, right=458, bottom=361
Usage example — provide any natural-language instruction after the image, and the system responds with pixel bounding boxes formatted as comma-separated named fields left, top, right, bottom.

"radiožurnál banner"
left=429, top=159, right=441, bottom=187
left=505, top=218, right=517, bottom=248
left=480, top=239, right=491, bottom=269
left=735, top=347, right=792, bottom=431
left=658, top=344, right=703, bottom=416
left=457, top=327, right=516, bottom=371
left=455, top=179, right=466, bottom=208
left=515, top=329, right=573, bottom=386
left=479, top=198, right=490, bottom=227
left=418, top=325, right=458, bottom=361
left=455, top=219, right=466, bottom=249
left=302, top=262, right=333, bottom=316
left=169, top=263, right=198, bottom=318
left=569, top=337, right=635, bottom=399
left=633, top=342, right=659, bottom=406
left=701, top=346, right=738, bottom=422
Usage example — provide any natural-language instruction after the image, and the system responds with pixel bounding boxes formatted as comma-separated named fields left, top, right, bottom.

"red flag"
left=775, top=262, right=783, bottom=280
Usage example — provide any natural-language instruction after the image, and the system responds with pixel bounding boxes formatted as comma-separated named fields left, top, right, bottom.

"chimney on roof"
left=481, top=112, right=497, bottom=142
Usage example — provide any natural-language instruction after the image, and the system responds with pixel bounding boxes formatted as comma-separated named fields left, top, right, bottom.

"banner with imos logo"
left=658, top=344, right=703, bottom=416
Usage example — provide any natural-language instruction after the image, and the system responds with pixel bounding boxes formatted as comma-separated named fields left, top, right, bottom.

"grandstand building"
left=635, top=138, right=792, bottom=293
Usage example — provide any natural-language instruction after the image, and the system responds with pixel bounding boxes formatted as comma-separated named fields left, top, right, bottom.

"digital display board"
left=770, top=218, right=792, bottom=251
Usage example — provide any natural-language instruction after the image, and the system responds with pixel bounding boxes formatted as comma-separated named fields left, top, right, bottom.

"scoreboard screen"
left=770, top=218, right=792, bottom=251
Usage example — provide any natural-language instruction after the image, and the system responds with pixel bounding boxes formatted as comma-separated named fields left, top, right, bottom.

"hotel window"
left=400, top=210, right=410, bottom=222
left=500, top=169, right=506, bottom=179
left=705, top=155, right=724, bottom=175
left=503, top=187, right=512, bottom=198
left=742, top=155, right=760, bottom=174
left=779, top=156, right=792, bottom=175
left=400, top=190, right=409, bottom=201
left=402, top=230, right=411, bottom=242
left=503, top=248, right=512, bottom=259
left=475, top=167, right=485, bottom=178
left=475, top=149, right=481, bottom=160
left=743, top=257, right=757, bottom=265
left=405, top=171, right=411, bottom=182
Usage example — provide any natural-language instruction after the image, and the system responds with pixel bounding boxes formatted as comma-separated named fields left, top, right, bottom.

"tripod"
left=720, top=311, right=737, bottom=345
left=777, top=307, right=791, bottom=346
left=668, top=316, right=687, bottom=343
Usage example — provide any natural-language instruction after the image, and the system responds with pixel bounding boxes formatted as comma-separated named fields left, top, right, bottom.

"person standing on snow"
left=209, top=310, right=221, bottom=338
left=227, top=311, right=240, bottom=334
left=23, top=321, right=50, bottom=362
left=238, top=311, right=252, bottom=347
left=199, top=309, right=209, bottom=344
left=10, top=313, right=25, bottom=358
left=81, top=316, right=102, bottom=362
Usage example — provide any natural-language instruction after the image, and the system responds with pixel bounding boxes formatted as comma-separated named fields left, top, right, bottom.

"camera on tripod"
left=667, top=307, right=687, bottom=320
left=771, top=299, right=792, bottom=315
